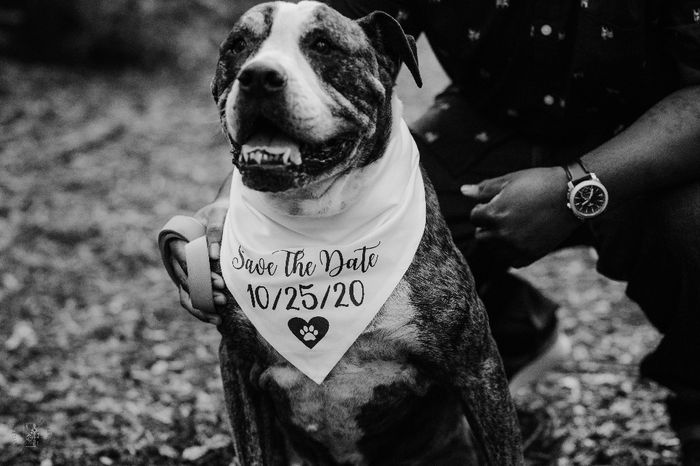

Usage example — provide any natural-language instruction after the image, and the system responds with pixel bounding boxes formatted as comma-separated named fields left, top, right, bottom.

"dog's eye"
left=232, top=38, right=247, bottom=54
left=311, top=38, right=331, bottom=54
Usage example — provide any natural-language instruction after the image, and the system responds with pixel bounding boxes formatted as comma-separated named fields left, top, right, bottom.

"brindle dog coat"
left=210, top=2, right=523, bottom=464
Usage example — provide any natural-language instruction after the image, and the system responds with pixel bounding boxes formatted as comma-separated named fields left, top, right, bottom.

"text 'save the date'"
left=232, top=243, right=379, bottom=312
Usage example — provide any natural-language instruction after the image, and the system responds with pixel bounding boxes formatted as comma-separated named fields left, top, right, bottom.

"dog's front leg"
left=219, top=336, right=287, bottom=466
left=447, top=323, right=524, bottom=466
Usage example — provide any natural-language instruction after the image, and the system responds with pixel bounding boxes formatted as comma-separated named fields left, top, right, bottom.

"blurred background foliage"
left=0, top=0, right=259, bottom=68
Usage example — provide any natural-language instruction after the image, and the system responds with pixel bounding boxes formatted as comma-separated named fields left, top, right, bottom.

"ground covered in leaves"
left=0, top=26, right=680, bottom=466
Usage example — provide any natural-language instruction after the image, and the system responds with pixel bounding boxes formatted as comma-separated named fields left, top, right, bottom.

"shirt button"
left=543, top=94, right=555, bottom=106
left=474, top=131, right=490, bottom=143
left=540, top=24, right=553, bottom=36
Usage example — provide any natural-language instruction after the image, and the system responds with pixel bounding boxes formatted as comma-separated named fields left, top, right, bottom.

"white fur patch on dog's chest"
left=259, top=328, right=430, bottom=465
left=256, top=279, right=426, bottom=462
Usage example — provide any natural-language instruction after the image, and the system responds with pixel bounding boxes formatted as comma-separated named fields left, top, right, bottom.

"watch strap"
left=157, top=215, right=216, bottom=314
left=577, top=158, right=590, bottom=174
left=567, top=159, right=589, bottom=182
left=563, top=164, right=573, bottom=182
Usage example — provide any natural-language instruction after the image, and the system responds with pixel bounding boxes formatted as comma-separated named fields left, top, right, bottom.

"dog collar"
left=219, top=116, right=426, bottom=384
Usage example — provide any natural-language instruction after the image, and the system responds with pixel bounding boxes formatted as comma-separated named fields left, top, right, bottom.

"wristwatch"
left=563, top=159, right=609, bottom=220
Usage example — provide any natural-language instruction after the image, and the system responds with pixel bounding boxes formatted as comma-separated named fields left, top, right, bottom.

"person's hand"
left=168, top=199, right=229, bottom=325
left=461, top=167, right=581, bottom=267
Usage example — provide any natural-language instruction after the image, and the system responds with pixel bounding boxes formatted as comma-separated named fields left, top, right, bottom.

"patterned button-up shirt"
left=327, top=0, right=700, bottom=142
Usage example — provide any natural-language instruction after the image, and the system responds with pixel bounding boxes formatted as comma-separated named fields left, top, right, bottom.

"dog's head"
left=212, top=1, right=421, bottom=192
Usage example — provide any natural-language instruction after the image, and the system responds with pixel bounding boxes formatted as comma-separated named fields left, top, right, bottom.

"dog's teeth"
left=282, top=150, right=290, bottom=165
left=290, top=151, right=302, bottom=166
left=252, top=151, right=262, bottom=164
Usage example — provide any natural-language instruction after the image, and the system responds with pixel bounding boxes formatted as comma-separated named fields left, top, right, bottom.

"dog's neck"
left=241, top=96, right=403, bottom=218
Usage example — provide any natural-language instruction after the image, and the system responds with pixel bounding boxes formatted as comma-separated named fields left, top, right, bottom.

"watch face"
left=570, top=180, right=608, bottom=218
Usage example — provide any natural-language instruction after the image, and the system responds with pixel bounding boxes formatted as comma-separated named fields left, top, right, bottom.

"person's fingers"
left=179, top=285, right=198, bottom=316
left=470, top=202, right=501, bottom=228
left=170, top=240, right=188, bottom=273
left=459, top=184, right=482, bottom=198
left=170, top=257, right=189, bottom=293
left=214, top=292, right=227, bottom=306
left=461, top=175, right=510, bottom=202
left=169, top=238, right=189, bottom=292
left=211, top=272, right=225, bottom=290
left=204, top=203, right=228, bottom=261
left=193, top=200, right=229, bottom=261
left=206, top=221, right=224, bottom=261
left=474, top=226, right=501, bottom=242
left=209, top=242, right=221, bottom=262
left=179, top=286, right=221, bottom=325
left=211, top=272, right=227, bottom=307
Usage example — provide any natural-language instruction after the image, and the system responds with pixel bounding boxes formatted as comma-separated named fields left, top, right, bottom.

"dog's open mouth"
left=240, top=118, right=302, bottom=167
left=230, top=117, right=356, bottom=176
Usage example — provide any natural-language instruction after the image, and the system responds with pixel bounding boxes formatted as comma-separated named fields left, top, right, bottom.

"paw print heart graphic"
left=288, top=317, right=330, bottom=349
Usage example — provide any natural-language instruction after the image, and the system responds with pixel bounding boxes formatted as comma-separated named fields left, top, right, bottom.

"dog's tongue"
left=242, top=129, right=302, bottom=165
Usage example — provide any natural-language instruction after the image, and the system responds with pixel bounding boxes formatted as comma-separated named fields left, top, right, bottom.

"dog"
left=209, top=2, right=523, bottom=464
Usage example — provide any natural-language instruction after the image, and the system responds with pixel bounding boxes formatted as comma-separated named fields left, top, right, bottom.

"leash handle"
left=157, top=216, right=216, bottom=314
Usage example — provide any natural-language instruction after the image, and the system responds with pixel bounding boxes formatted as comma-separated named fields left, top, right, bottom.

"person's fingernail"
left=211, top=274, right=224, bottom=288
left=460, top=185, right=479, bottom=196
left=210, top=243, right=220, bottom=260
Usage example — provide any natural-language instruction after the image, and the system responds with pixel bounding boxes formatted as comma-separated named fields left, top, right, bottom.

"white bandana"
left=220, top=110, right=426, bottom=384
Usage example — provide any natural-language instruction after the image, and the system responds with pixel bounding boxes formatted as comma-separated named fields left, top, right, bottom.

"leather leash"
left=157, top=215, right=216, bottom=314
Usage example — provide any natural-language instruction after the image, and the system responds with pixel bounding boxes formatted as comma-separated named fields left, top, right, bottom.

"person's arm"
left=592, top=0, right=700, bottom=200
left=462, top=85, right=700, bottom=267
left=583, top=85, right=700, bottom=203
left=462, top=0, right=700, bottom=267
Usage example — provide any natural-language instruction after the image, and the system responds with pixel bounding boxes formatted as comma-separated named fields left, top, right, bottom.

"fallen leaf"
left=158, top=444, right=178, bottom=458
left=182, top=445, right=208, bottom=461
left=5, top=321, right=38, bottom=350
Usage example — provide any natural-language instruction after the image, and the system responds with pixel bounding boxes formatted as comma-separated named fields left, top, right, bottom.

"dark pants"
left=413, top=85, right=700, bottom=432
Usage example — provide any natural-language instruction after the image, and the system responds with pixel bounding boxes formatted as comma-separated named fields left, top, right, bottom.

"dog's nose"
left=237, top=61, right=287, bottom=96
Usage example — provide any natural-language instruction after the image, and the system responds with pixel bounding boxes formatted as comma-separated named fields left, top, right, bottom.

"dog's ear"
left=357, top=11, right=422, bottom=88
left=211, top=71, right=222, bottom=102
left=211, top=56, right=228, bottom=103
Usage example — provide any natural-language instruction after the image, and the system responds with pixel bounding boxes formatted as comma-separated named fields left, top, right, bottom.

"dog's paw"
left=300, top=325, right=319, bottom=341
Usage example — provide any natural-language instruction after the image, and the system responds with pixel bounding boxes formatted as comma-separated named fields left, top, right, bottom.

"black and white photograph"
left=1, top=0, right=699, bottom=464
